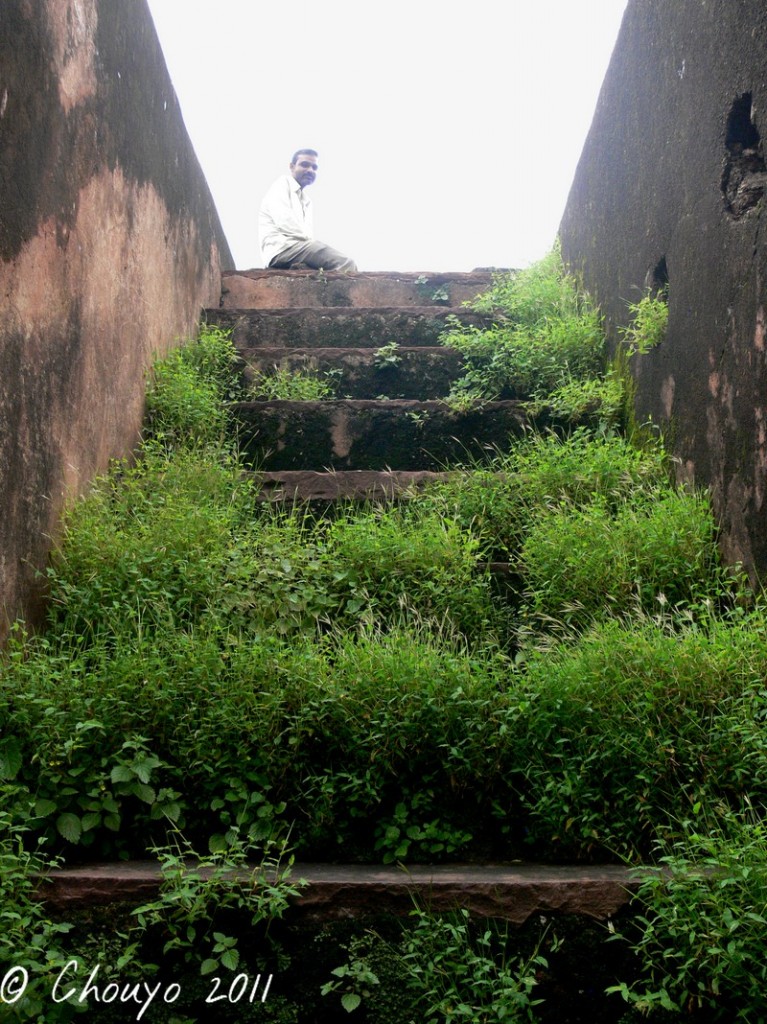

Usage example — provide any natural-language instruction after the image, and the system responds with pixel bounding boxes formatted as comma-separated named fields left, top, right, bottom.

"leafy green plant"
left=519, top=486, right=726, bottom=628
left=132, top=831, right=305, bottom=978
left=417, top=428, right=669, bottom=560
left=609, top=813, right=767, bottom=1020
left=620, top=293, right=668, bottom=355
left=44, top=444, right=259, bottom=642
left=406, top=409, right=428, bottom=427
left=441, top=389, right=482, bottom=413
left=326, top=503, right=498, bottom=639
left=373, top=342, right=402, bottom=368
left=0, top=791, right=74, bottom=1021
left=524, top=371, right=626, bottom=430
left=510, top=613, right=767, bottom=860
left=401, top=907, right=556, bottom=1022
left=247, top=365, right=337, bottom=400
left=215, top=509, right=350, bottom=637
left=321, top=936, right=381, bottom=1013
left=144, top=325, right=238, bottom=446
left=415, top=275, right=451, bottom=305
left=373, top=795, right=473, bottom=864
left=324, top=906, right=557, bottom=1022
left=5, top=717, right=182, bottom=856
left=442, top=246, right=604, bottom=403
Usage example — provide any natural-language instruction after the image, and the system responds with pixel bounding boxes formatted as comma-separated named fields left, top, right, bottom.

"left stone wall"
left=0, top=0, right=233, bottom=634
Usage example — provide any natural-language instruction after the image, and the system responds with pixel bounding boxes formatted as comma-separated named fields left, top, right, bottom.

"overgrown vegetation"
left=440, top=246, right=607, bottom=422
left=323, top=905, right=559, bottom=1021
left=0, top=803, right=74, bottom=1020
left=620, top=292, right=668, bottom=355
left=1, top=248, right=765, bottom=1021
left=247, top=364, right=338, bottom=400
left=609, top=813, right=767, bottom=1021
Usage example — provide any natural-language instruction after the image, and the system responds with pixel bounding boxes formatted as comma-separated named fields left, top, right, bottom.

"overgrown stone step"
left=38, top=862, right=642, bottom=924
left=220, top=268, right=496, bottom=310
left=240, top=347, right=464, bottom=400
left=207, top=307, right=484, bottom=349
left=255, top=469, right=450, bottom=502
left=232, top=399, right=526, bottom=472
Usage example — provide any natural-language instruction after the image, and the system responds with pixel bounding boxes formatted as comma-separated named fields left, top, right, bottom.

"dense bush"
left=144, top=324, right=239, bottom=446
left=417, top=429, right=670, bottom=559
left=0, top=799, right=74, bottom=1019
left=519, top=487, right=726, bottom=627
left=5, top=612, right=767, bottom=866
left=43, top=457, right=500, bottom=648
left=611, top=815, right=767, bottom=1020
left=323, top=907, right=558, bottom=1021
left=441, top=247, right=604, bottom=404
left=0, top=626, right=505, bottom=861
left=44, top=445, right=259, bottom=642
left=510, top=615, right=767, bottom=860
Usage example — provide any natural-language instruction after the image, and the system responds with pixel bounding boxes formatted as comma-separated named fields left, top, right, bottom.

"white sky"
left=146, top=0, right=628, bottom=273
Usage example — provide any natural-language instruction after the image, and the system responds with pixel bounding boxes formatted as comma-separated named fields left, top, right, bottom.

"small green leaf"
left=341, top=993, right=361, bottom=1013
left=33, top=798, right=58, bottom=818
left=221, top=949, right=239, bottom=971
left=208, top=833, right=228, bottom=854
left=56, top=813, right=83, bottom=843
left=0, top=737, right=22, bottom=780
left=200, top=959, right=219, bottom=976
left=134, top=783, right=156, bottom=804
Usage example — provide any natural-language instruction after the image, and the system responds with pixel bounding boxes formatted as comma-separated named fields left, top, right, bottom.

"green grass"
left=246, top=364, right=338, bottom=400
left=0, top=255, right=765, bottom=1020
left=1, top=270, right=756, bottom=867
left=441, top=246, right=605, bottom=404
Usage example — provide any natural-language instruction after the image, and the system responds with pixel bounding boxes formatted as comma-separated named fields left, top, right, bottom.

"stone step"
left=219, top=268, right=496, bottom=310
left=232, top=398, right=526, bottom=472
left=37, top=861, right=642, bottom=924
left=207, top=306, right=485, bottom=349
left=240, top=347, right=464, bottom=400
left=255, top=469, right=451, bottom=501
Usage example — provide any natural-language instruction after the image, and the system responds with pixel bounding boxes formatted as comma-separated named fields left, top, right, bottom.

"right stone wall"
left=560, top=0, right=767, bottom=580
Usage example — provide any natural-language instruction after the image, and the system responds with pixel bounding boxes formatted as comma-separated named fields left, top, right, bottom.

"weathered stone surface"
left=560, top=0, right=767, bottom=581
left=233, top=399, right=528, bottom=472
left=240, top=347, right=464, bottom=400
left=38, top=862, right=642, bottom=924
left=0, top=0, right=232, bottom=633
left=208, top=306, right=486, bottom=349
left=219, top=269, right=495, bottom=309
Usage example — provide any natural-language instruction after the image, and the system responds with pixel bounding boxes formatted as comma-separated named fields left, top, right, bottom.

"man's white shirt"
left=258, top=174, right=314, bottom=267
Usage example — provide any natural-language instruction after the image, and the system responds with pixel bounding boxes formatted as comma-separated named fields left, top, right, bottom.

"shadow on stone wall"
left=0, top=0, right=233, bottom=634
left=560, top=0, right=767, bottom=583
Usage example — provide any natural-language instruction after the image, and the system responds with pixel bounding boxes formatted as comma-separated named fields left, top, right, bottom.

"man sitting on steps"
left=258, top=148, right=358, bottom=272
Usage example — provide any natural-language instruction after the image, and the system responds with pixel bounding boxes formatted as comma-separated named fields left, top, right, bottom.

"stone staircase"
left=207, top=268, right=527, bottom=500
left=202, top=268, right=635, bottom=922
left=43, top=269, right=638, bottom=925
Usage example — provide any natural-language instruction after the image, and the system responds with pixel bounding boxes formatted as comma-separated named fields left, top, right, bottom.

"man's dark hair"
left=291, top=148, right=318, bottom=165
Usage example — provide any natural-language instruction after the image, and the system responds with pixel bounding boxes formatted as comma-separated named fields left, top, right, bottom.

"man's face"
left=290, top=155, right=318, bottom=188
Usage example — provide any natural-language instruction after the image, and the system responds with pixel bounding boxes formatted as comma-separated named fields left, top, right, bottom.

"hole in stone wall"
left=647, top=255, right=669, bottom=299
left=722, top=92, right=767, bottom=218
